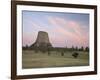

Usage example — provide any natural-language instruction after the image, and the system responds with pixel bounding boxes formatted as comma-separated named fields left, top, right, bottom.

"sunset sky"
left=22, top=10, right=89, bottom=48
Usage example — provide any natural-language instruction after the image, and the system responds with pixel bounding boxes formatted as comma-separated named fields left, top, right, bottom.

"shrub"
left=72, top=52, right=79, bottom=58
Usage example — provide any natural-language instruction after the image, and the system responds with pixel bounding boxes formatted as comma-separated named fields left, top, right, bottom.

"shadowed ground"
left=22, top=50, right=89, bottom=69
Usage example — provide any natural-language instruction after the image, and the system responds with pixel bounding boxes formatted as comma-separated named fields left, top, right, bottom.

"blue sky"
left=22, top=10, right=89, bottom=48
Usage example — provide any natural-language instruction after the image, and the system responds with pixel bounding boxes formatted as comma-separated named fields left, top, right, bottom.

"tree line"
left=23, top=45, right=89, bottom=52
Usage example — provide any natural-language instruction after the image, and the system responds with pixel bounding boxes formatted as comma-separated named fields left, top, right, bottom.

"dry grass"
left=22, top=50, right=89, bottom=69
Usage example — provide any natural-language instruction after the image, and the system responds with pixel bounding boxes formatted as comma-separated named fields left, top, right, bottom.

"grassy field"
left=22, top=50, right=89, bottom=69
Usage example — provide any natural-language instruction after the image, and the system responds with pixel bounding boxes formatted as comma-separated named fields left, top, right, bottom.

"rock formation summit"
left=30, top=31, right=52, bottom=48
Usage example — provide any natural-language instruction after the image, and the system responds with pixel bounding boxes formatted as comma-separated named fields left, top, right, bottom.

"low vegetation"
left=22, top=49, right=89, bottom=69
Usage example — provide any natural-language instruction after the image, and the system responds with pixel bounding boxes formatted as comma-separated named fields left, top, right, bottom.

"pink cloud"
left=23, top=16, right=89, bottom=48
left=23, top=33, right=37, bottom=46
left=47, top=16, right=89, bottom=48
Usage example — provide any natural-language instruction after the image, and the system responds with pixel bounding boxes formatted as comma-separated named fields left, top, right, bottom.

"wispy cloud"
left=47, top=16, right=89, bottom=48
left=22, top=11, right=89, bottom=48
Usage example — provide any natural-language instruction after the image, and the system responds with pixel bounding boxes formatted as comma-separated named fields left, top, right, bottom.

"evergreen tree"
left=85, top=47, right=89, bottom=51
left=75, top=46, right=78, bottom=51
left=79, top=46, right=84, bottom=51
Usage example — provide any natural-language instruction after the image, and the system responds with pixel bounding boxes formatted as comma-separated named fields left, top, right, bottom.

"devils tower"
left=30, top=31, right=52, bottom=49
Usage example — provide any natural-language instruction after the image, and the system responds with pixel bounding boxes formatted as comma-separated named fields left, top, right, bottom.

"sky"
left=22, top=10, right=89, bottom=48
